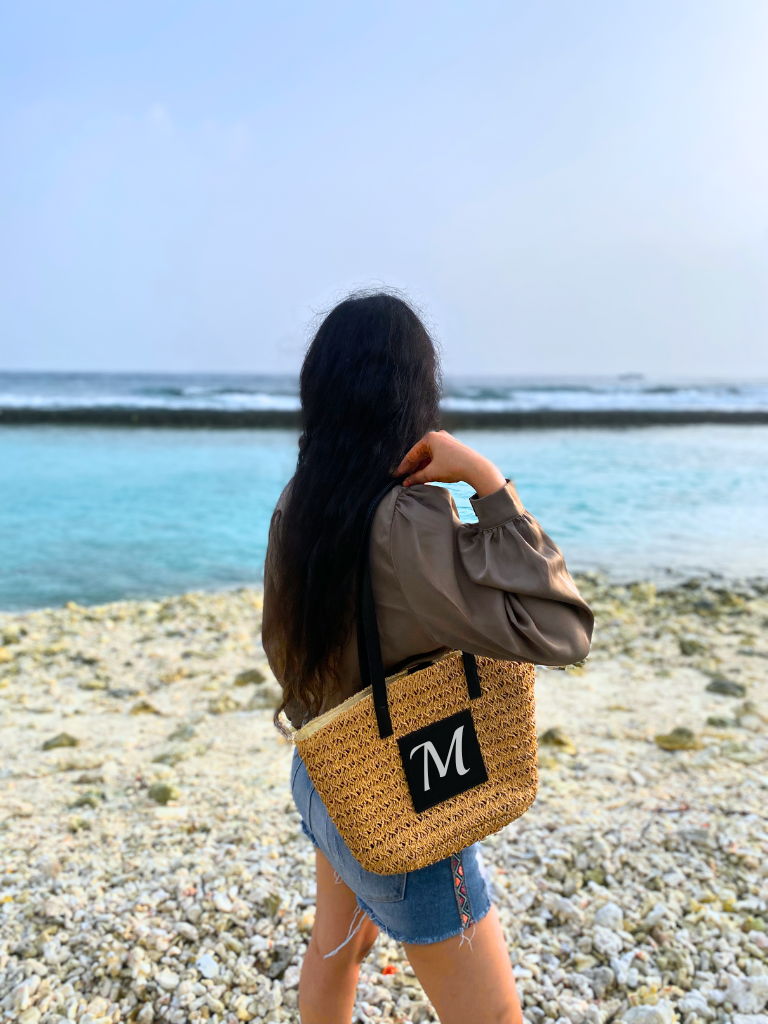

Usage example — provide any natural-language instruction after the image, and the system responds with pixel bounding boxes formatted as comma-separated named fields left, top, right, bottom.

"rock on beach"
left=1, top=576, right=768, bottom=1023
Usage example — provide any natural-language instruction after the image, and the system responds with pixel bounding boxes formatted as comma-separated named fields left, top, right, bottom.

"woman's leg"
left=299, top=848, right=380, bottom=1024
left=404, top=906, right=523, bottom=1024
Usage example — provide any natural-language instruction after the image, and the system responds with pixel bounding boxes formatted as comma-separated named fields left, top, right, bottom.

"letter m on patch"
left=410, top=726, right=469, bottom=792
left=398, top=709, right=488, bottom=813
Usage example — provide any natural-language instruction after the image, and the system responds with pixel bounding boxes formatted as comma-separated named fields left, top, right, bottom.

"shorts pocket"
left=326, top=817, right=407, bottom=904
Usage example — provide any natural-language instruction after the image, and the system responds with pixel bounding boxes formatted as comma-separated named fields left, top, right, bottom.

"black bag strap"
left=357, top=479, right=482, bottom=740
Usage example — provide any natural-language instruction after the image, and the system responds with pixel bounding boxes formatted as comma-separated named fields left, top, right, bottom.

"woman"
left=263, top=292, right=593, bottom=1024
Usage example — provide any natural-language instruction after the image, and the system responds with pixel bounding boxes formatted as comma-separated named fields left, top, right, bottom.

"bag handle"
left=356, top=479, right=482, bottom=740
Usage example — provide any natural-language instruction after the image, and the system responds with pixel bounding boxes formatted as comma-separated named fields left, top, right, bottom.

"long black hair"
left=271, top=290, right=441, bottom=725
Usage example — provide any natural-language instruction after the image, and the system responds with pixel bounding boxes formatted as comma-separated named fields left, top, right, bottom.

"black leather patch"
left=398, top=709, right=488, bottom=814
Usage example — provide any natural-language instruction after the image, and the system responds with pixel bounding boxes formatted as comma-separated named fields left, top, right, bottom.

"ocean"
left=2, top=371, right=768, bottom=414
left=2, top=373, right=768, bottom=611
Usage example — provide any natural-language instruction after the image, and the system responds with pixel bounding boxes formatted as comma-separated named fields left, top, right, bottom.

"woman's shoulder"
left=266, top=481, right=294, bottom=556
left=273, top=478, right=295, bottom=516
left=375, top=482, right=458, bottom=531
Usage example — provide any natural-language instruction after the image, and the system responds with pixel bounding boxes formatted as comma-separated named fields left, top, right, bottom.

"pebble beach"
left=1, top=576, right=767, bottom=1024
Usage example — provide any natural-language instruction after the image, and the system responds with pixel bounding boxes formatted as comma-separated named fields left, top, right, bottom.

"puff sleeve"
left=387, top=482, right=593, bottom=666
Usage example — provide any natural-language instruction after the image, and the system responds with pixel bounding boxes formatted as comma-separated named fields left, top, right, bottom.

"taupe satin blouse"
left=263, top=481, right=593, bottom=729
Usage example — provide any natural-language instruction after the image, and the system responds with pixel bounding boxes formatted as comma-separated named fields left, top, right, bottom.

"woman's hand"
left=395, top=431, right=508, bottom=498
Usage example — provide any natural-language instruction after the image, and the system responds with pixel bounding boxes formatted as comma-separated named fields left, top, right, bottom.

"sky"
left=1, top=0, right=767, bottom=377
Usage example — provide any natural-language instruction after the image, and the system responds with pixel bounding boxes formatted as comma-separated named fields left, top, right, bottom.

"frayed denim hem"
left=354, top=893, right=492, bottom=946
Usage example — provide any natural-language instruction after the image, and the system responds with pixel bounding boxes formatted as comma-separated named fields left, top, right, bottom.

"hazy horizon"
left=4, top=369, right=768, bottom=385
left=2, top=1, right=767, bottom=377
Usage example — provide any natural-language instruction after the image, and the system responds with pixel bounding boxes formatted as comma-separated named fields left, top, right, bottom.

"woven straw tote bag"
left=294, top=479, right=538, bottom=875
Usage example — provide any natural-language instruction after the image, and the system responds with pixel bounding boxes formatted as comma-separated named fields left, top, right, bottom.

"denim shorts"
left=291, top=747, right=492, bottom=945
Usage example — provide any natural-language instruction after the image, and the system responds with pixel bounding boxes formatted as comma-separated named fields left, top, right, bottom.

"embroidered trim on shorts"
left=450, top=851, right=473, bottom=929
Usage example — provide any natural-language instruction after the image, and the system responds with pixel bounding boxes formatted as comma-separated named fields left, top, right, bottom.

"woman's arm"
left=389, top=433, right=593, bottom=666
left=396, top=430, right=508, bottom=498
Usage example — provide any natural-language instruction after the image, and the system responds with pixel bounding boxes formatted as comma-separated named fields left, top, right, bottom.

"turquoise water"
left=2, top=425, right=768, bottom=610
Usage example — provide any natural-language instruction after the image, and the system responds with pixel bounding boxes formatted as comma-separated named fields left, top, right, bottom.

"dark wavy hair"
left=271, top=291, right=441, bottom=726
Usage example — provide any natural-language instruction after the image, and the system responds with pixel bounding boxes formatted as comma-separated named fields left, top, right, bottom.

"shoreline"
left=3, top=407, right=768, bottom=429
left=1, top=575, right=767, bottom=1024
left=4, top=571, right=768, bottom=618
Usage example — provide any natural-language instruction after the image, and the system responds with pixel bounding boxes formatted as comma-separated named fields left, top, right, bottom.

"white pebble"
left=623, top=1000, right=675, bottom=1024
left=593, top=901, right=623, bottom=930
left=156, top=968, right=180, bottom=991
left=195, top=952, right=219, bottom=979
left=213, top=891, right=234, bottom=913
